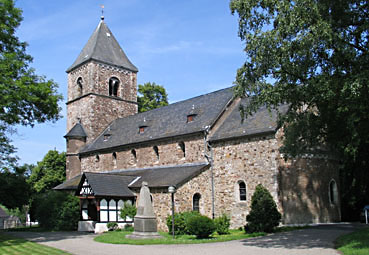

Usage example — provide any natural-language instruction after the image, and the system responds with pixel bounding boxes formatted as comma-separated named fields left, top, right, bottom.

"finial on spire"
left=100, top=5, right=104, bottom=20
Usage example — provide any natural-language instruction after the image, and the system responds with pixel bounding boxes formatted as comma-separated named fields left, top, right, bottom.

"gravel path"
left=7, top=223, right=363, bottom=255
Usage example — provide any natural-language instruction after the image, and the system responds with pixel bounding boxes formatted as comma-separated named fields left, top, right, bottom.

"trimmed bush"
left=166, top=211, right=200, bottom=235
left=214, top=213, right=230, bottom=235
left=124, top=224, right=134, bottom=232
left=245, top=184, right=281, bottom=233
left=187, top=215, right=216, bottom=239
left=31, top=190, right=79, bottom=230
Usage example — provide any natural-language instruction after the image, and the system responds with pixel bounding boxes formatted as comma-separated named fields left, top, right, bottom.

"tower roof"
left=66, top=19, right=138, bottom=73
left=64, top=122, right=87, bottom=138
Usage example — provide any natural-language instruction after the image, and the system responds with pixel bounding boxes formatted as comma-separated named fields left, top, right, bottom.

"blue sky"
left=11, top=0, right=245, bottom=165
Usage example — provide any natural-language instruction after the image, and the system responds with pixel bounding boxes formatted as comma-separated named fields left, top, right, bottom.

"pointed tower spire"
left=66, top=19, right=138, bottom=73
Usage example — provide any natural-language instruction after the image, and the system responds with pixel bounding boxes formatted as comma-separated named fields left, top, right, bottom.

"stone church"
left=55, top=17, right=341, bottom=232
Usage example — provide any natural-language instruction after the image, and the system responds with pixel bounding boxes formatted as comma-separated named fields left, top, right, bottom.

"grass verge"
left=335, top=227, right=369, bottom=255
left=0, top=233, right=69, bottom=255
left=94, top=229, right=265, bottom=245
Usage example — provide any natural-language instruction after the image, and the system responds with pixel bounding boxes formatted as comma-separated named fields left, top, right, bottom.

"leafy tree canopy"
left=0, top=169, right=30, bottom=209
left=27, top=150, right=66, bottom=194
left=0, top=0, right=63, bottom=169
left=230, top=0, right=369, bottom=220
left=137, top=82, right=168, bottom=113
left=230, top=0, right=369, bottom=159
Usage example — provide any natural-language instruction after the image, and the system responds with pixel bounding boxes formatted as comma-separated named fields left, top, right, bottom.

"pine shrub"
left=214, top=213, right=230, bottom=235
left=245, top=184, right=281, bottom=233
left=187, top=215, right=216, bottom=238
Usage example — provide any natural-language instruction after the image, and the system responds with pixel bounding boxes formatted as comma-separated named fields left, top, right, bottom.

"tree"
left=28, top=150, right=66, bottom=194
left=0, top=0, right=62, bottom=169
left=0, top=170, right=30, bottom=209
left=137, top=82, right=168, bottom=113
left=230, top=0, right=369, bottom=219
left=246, top=184, right=281, bottom=233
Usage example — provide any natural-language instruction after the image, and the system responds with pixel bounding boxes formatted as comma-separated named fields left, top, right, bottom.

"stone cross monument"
left=127, top=182, right=162, bottom=239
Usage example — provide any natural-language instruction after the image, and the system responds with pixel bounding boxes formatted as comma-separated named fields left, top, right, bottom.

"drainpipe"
left=204, top=126, right=215, bottom=219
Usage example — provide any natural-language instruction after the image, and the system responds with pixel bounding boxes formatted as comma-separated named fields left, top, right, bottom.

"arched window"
left=329, top=179, right=338, bottom=205
left=109, top=77, right=120, bottom=97
left=239, top=181, right=246, bottom=201
left=112, top=152, right=117, bottom=168
left=131, top=149, right=137, bottom=163
left=153, top=146, right=159, bottom=160
left=95, top=154, right=100, bottom=162
left=77, top=77, right=83, bottom=96
left=178, top=142, right=185, bottom=158
left=193, top=193, right=201, bottom=212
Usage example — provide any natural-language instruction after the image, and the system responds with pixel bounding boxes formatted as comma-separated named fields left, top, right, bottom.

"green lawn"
left=0, top=233, right=69, bottom=255
left=335, top=227, right=369, bottom=255
left=95, top=229, right=265, bottom=245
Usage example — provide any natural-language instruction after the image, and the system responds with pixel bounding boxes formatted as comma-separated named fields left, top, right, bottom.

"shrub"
left=124, top=224, right=134, bottom=232
left=245, top=184, right=281, bottom=233
left=166, top=211, right=200, bottom=235
left=31, top=191, right=79, bottom=230
left=214, top=213, right=230, bottom=235
left=120, top=201, right=137, bottom=221
left=187, top=215, right=216, bottom=238
left=107, top=222, right=118, bottom=231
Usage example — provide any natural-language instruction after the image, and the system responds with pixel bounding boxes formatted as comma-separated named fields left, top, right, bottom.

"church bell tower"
left=64, top=17, right=138, bottom=179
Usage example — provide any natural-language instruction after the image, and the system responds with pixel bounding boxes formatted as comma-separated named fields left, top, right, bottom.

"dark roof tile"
left=66, top=20, right=138, bottom=73
left=210, top=98, right=289, bottom=141
left=80, top=87, right=234, bottom=154
left=64, top=123, right=87, bottom=138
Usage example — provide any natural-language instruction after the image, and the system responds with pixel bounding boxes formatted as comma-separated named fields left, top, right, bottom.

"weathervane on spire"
left=100, top=5, right=104, bottom=20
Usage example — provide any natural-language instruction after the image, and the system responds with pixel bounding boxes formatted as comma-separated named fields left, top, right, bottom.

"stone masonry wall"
left=278, top=156, right=341, bottom=224
left=66, top=61, right=138, bottom=179
left=67, top=61, right=137, bottom=103
left=80, top=136, right=205, bottom=173
left=211, top=134, right=280, bottom=229
left=133, top=166, right=213, bottom=231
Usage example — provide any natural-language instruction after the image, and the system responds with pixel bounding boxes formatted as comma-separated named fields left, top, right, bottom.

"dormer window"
left=103, top=134, right=111, bottom=141
left=109, top=77, right=120, bottom=97
left=187, top=114, right=197, bottom=123
left=139, top=126, right=147, bottom=134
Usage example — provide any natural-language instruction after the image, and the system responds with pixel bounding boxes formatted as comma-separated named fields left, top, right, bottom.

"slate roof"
left=54, top=174, right=82, bottom=191
left=117, top=162, right=209, bottom=188
left=79, top=172, right=136, bottom=197
left=66, top=19, right=138, bottom=73
left=55, top=163, right=208, bottom=195
left=80, top=87, right=234, bottom=154
left=0, top=207, right=8, bottom=218
left=64, top=123, right=87, bottom=138
left=209, top=98, right=289, bottom=142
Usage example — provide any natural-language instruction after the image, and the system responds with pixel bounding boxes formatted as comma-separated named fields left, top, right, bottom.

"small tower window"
left=109, top=77, right=120, bottom=97
left=95, top=155, right=100, bottom=162
left=77, top=77, right=83, bottom=96
left=178, top=142, right=185, bottom=158
left=193, top=193, right=201, bottom=212
left=153, top=146, right=159, bottom=160
left=239, top=181, right=246, bottom=201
